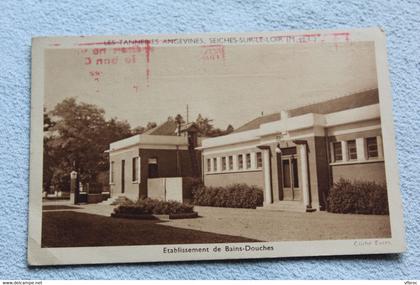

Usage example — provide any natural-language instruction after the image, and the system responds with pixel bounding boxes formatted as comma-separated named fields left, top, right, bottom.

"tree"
left=175, top=114, right=184, bottom=136
left=195, top=114, right=214, bottom=137
left=194, top=114, right=234, bottom=137
left=131, top=122, right=157, bottom=135
left=131, top=126, right=145, bottom=135
left=225, top=124, right=234, bottom=134
left=146, top=122, right=157, bottom=131
left=43, top=110, right=56, bottom=193
left=43, top=98, right=132, bottom=192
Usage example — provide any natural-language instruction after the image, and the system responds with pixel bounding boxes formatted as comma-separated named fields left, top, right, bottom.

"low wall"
left=87, top=194, right=103, bottom=204
left=147, top=177, right=185, bottom=203
left=147, top=178, right=166, bottom=200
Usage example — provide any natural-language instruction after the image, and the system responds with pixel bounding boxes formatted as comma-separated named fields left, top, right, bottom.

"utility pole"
left=186, top=104, right=189, bottom=124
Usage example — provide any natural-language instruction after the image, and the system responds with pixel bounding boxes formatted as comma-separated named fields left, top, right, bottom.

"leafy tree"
left=225, top=124, right=234, bottom=134
left=131, top=126, right=145, bottom=135
left=43, top=110, right=56, bottom=193
left=194, top=114, right=234, bottom=137
left=175, top=114, right=184, bottom=136
left=146, top=122, right=157, bottom=130
left=195, top=114, right=214, bottom=137
left=43, top=98, right=132, bottom=192
left=131, top=122, right=157, bottom=135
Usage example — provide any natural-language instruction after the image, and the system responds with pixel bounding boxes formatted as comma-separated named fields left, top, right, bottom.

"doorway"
left=278, top=147, right=301, bottom=201
left=148, top=158, right=159, bottom=178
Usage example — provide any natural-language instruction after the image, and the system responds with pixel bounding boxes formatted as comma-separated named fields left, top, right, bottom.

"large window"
left=213, top=157, right=217, bottom=171
left=228, top=155, right=233, bottom=170
left=110, top=161, right=114, bottom=184
left=333, top=142, right=343, bottom=162
left=207, top=159, right=211, bottom=172
left=366, top=137, right=378, bottom=158
left=238, top=154, right=244, bottom=170
left=246, top=153, right=251, bottom=169
left=347, top=140, right=357, bottom=160
left=256, top=152, right=262, bottom=168
left=132, top=157, right=139, bottom=182
left=222, top=157, right=227, bottom=171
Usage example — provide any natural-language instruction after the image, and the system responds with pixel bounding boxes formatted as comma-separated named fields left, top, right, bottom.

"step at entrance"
left=257, top=201, right=315, bottom=212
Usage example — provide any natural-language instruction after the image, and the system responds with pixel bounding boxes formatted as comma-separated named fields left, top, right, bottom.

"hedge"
left=192, top=183, right=263, bottom=209
left=113, top=198, right=194, bottom=215
left=326, top=179, right=389, bottom=215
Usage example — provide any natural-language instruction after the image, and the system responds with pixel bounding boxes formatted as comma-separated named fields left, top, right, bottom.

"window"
left=110, top=161, right=114, bottom=184
left=347, top=140, right=357, bottom=160
left=207, top=159, right=211, bottom=172
left=366, top=137, right=378, bottom=158
left=222, top=157, right=227, bottom=171
left=246, top=153, right=251, bottom=169
left=238, top=154, right=244, bottom=170
left=333, top=142, right=343, bottom=162
left=228, top=155, right=233, bottom=170
left=213, top=157, right=217, bottom=171
left=256, top=152, right=262, bottom=168
left=132, top=157, right=139, bottom=182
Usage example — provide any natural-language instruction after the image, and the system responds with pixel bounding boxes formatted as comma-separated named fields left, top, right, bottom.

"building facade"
left=108, top=121, right=201, bottom=200
left=198, top=89, right=385, bottom=212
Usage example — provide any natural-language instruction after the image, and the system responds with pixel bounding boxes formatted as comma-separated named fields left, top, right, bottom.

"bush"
left=326, top=179, right=389, bottom=215
left=113, top=198, right=194, bottom=215
left=192, top=183, right=263, bottom=209
left=182, top=177, right=203, bottom=201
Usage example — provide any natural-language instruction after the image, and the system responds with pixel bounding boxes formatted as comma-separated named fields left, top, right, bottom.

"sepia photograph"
left=28, top=28, right=405, bottom=265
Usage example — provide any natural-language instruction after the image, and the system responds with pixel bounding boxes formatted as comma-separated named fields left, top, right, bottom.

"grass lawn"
left=42, top=211, right=259, bottom=247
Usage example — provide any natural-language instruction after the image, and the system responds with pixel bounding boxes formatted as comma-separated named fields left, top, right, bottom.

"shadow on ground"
left=41, top=210, right=259, bottom=247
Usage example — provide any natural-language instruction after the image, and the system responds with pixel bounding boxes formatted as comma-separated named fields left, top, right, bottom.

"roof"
left=288, top=88, right=379, bottom=117
left=109, top=134, right=190, bottom=151
left=199, top=103, right=381, bottom=150
left=232, top=88, right=378, bottom=134
left=234, top=113, right=281, bottom=133
left=180, top=122, right=200, bottom=133
left=143, top=120, right=178, bottom=136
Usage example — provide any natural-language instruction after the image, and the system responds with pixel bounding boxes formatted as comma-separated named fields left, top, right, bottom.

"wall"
left=1, top=0, right=419, bottom=280
left=109, top=147, right=140, bottom=200
left=204, top=170, right=264, bottom=188
left=331, top=161, right=386, bottom=185
left=313, top=136, right=330, bottom=210
left=139, top=148, right=200, bottom=197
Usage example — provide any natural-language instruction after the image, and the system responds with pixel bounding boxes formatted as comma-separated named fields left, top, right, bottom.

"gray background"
left=0, top=0, right=418, bottom=279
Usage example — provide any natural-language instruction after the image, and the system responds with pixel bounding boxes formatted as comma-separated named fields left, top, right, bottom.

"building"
left=198, top=89, right=385, bottom=212
left=108, top=120, right=201, bottom=200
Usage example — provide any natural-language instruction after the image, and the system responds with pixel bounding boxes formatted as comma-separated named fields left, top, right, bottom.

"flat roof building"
left=108, top=120, right=202, bottom=201
left=198, top=89, right=385, bottom=212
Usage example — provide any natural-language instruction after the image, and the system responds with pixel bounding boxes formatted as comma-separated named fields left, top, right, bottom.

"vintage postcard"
left=28, top=27, right=405, bottom=265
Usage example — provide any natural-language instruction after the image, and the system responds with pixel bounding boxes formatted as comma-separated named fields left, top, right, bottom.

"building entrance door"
left=278, top=148, right=302, bottom=201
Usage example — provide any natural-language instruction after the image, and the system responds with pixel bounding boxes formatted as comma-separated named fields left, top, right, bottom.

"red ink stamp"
left=201, top=45, right=225, bottom=62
